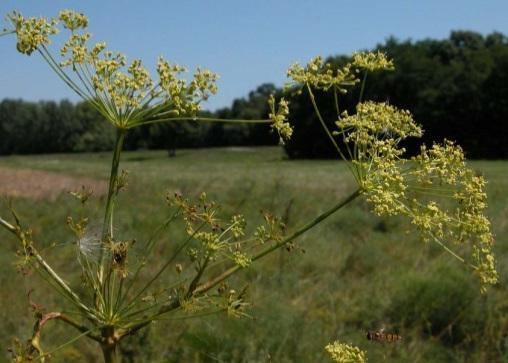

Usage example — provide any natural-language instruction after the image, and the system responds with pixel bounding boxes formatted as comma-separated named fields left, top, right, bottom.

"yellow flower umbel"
left=58, top=9, right=88, bottom=30
left=325, top=341, right=367, bottom=363
left=287, top=55, right=359, bottom=93
left=287, top=53, right=498, bottom=292
left=6, top=11, right=58, bottom=55
left=352, top=51, right=394, bottom=72
left=4, top=10, right=218, bottom=130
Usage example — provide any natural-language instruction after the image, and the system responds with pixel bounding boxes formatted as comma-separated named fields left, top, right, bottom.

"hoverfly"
left=366, top=328, right=402, bottom=343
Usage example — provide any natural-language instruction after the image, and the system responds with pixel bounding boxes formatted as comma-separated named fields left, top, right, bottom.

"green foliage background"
left=0, top=147, right=507, bottom=362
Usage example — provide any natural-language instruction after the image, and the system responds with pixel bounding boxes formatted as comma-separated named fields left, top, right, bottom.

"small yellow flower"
left=287, top=56, right=359, bottom=92
left=352, top=51, right=394, bottom=72
left=7, top=11, right=59, bottom=55
left=58, top=10, right=88, bottom=31
left=268, top=95, right=292, bottom=144
left=232, top=251, right=251, bottom=268
left=325, top=341, right=367, bottom=363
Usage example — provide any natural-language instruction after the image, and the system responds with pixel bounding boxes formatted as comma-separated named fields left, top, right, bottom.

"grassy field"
left=0, top=147, right=507, bottom=362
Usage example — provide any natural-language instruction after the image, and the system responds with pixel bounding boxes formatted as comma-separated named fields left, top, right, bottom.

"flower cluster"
left=5, top=10, right=219, bottom=129
left=337, top=101, right=422, bottom=189
left=60, top=32, right=92, bottom=65
left=289, top=54, right=498, bottom=292
left=175, top=287, right=249, bottom=319
left=409, top=142, right=497, bottom=291
left=169, top=193, right=251, bottom=268
left=189, top=68, right=219, bottom=103
left=6, top=11, right=58, bottom=55
left=169, top=192, right=291, bottom=272
left=268, top=95, right=293, bottom=144
left=355, top=131, right=497, bottom=291
left=336, top=103, right=497, bottom=291
left=352, top=51, right=394, bottom=72
left=56, top=12, right=156, bottom=120
left=338, top=102, right=423, bottom=144
left=58, top=9, right=88, bottom=31
left=254, top=212, right=286, bottom=244
left=286, top=52, right=393, bottom=95
left=105, top=58, right=153, bottom=111
left=325, top=341, right=367, bottom=363
left=287, top=56, right=358, bottom=92
left=157, top=58, right=218, bottom=116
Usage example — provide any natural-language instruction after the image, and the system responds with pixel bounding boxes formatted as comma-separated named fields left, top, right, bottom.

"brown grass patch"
left=0, top=167, right=107, bottom=200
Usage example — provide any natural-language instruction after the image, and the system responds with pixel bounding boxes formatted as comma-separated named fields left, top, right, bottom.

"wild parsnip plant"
left=286, top=53, right=498, bottom=362
left=0, top=9, right=497, bottom=363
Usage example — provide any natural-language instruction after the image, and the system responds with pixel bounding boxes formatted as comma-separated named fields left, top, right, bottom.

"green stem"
left=35, top=328, right=97, bottom=361
left=306, top=85, right=358, bottom=181
left=358, top=71, right=368, bottom=103
left=101, top=344, right=118, bottom=363
left=192, top=188, right=361, bottom=295
left=0, top=216, right=16, bottom=234
left=99, top=129, right=126, bottom=284
left=32, top=252, right=93, bottom=316
left=306, top=85, right=341, bottom=154
left=100, top=326, right=118, bottom=363
left=121, top=209, right=180, bottom=301
left=118, top=223, right=205, bottom=316
left=334, top=87, right=354, bottom=161
left=137, top=116, right=271, bottom=128
left=333, top=87, right=341, bottom=118
left=0, top=218, right=93, bottom=317
left=0, top=30, right=15, bottom=37
left=38, top=47, right=91, bottom=102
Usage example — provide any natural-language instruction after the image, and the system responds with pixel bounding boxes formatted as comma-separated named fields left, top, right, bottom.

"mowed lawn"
left=0, top=147, right=507, bottom=362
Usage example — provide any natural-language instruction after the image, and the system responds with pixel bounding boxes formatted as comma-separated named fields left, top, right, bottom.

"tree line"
left=0, top=83, right=278, bottom=155
left=1, top=30, right=507, bottom=158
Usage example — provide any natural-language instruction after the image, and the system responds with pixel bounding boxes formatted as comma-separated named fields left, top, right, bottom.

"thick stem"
left=102, top=129, right=126, bottom=239
left=99, top=129, right=126, bottom=283
left=101, top=326, right=119, bottom=363
left=101, top=344, right=119, bottom=363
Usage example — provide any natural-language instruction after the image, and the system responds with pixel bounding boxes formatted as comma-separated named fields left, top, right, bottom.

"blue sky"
left=0, top=0, right=506, bottom=111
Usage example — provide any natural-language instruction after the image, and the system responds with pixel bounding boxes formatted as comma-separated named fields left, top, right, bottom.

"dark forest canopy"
left=0, top=30, right=507, bottom=158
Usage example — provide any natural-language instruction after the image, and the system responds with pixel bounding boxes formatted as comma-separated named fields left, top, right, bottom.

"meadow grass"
left=0, top=147, right=507, bottom=362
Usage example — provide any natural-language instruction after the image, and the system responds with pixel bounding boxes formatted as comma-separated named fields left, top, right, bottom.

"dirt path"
left=0, top=167, right=107, bottom=200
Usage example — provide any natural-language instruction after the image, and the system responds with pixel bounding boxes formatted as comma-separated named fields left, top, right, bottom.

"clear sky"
left=0, top=0, right=506, bottom=111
